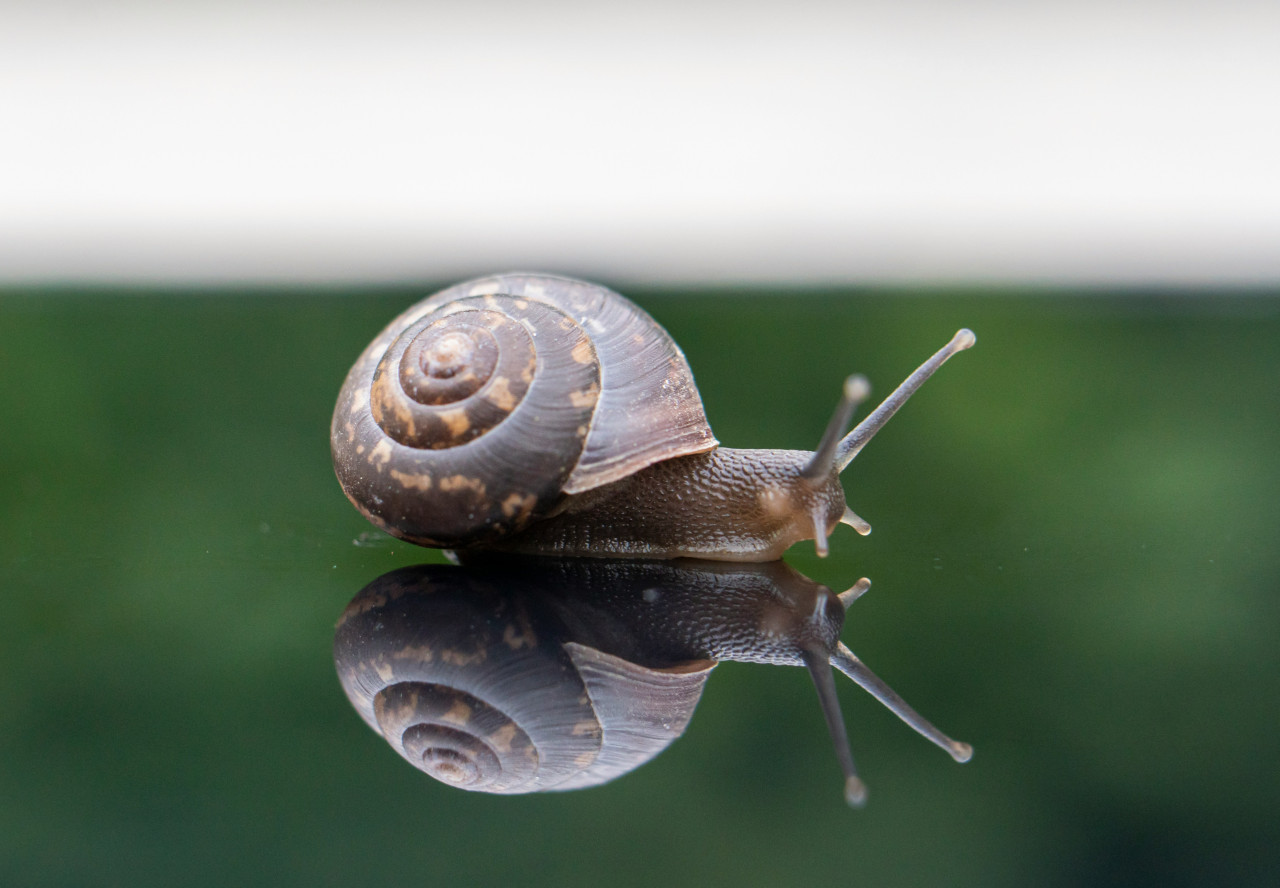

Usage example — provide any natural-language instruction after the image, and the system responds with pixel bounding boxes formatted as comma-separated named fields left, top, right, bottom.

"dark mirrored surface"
left=3, top=286, right=1279, bottom=887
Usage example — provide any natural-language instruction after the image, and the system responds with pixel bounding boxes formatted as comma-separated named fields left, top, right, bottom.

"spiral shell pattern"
left=331, top=274, right=717, bottom=548
left=334, top=565, right=715, bottom=795
left=373, top=683, right=545, bottom=791
left=334, top=293, right=599, bottom=546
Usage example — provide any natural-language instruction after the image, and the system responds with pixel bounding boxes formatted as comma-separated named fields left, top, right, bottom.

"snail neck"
left=483, top=448, right=849, bottom=561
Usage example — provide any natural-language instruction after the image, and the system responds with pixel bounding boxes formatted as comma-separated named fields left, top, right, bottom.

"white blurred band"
left=2, top=1, right=1277, bottom=285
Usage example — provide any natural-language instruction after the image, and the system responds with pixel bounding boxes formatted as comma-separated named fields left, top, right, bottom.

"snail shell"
left=331, top=273, right=717, bottom=547
left=333, top=564, right=715, bottom=794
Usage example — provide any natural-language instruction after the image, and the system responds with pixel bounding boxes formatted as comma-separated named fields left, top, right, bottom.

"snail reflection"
left=334, top=557, right=971, bottom=806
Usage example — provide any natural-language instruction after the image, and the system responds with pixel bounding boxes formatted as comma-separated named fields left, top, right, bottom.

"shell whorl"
left=370, top=305, right=537, bottom=450
left=331, top=274, right=717, bottom=548
left=334, top=566, right=714, bottom=795
left=372, top=683, right=545, bottom=792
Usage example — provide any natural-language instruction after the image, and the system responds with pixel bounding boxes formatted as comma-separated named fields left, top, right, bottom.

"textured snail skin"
left=492, top=448, right=850, bottom=561
left=511, top=556, right=848, bottom=665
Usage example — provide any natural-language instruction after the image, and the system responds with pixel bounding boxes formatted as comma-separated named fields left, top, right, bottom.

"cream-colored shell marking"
left=331, top=273, right=718, bottom=547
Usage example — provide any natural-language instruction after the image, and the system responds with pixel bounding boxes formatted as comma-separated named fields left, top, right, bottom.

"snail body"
left=332, top=273, right=974, bottom=560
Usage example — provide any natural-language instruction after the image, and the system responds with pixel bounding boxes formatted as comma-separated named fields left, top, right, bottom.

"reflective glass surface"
left=3, top=286, right=1278, bottom=887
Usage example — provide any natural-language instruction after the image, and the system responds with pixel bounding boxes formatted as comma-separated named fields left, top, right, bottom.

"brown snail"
left=333, top=557, right=972, bottom=805
left=331, top=272, right=974, bottom=560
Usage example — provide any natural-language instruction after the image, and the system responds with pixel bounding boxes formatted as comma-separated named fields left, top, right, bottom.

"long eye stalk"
left=802, top=582, right=971, bottom=806
left=830, top=642, right=973, bottom=764
left=836, top=329, right=975, bottom=473
left=802, top=642, right=972, bottom=806
left=801, top=375, right=870, bottom=481
left=801, top=648, right=868, bottom=807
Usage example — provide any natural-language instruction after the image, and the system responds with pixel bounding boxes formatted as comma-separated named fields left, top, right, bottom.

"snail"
left=333, top=556, right=972, bottom=805
left=331, top=272, right=974, bottom=559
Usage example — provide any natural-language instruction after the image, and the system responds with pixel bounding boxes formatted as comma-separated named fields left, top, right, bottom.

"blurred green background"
left=2, top=285, right=1277, bottom=887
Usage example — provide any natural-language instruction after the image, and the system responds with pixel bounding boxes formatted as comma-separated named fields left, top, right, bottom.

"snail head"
left=793, top=329, right=976, bottom=558
left=801, top=577, right=973, bottom=807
